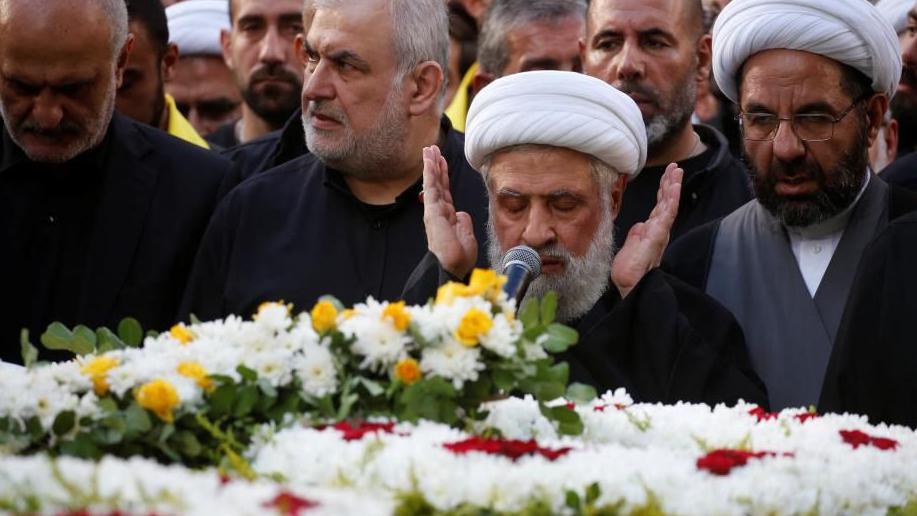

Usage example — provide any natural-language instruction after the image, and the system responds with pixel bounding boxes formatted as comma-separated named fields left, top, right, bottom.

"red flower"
left=592, top=403, right=626, bottom=413
left=794, top=412, right=819, bottom=423
left=444, top=437, right=571, bottom=461
left=316, top=421, right=396, bottom=441
left=696, top=449, right=791, bottom=476
left=840, top=430, right=898, bottom=451
left=565, top=402, right=576, bottom=410
left=749, top=407, right=779, bottom=422
left=263, top=492, right=319, bottom=516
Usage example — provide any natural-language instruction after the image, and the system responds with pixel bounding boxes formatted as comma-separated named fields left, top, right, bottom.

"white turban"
left=876, top=0, right=916, bottom=34
left=166, top=0, right=230, bottom=57
left=465, top=71, right=647, bottom=178
left=713, top=0, right=902, bottom=103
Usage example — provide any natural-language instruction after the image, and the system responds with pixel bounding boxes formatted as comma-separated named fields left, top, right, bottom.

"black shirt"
left=180, top=117, right=489, bottom=319
left=221, top=109, right=307, bottom=185
left=614, top=124, right=752, bottom=250
left=205, top=121, right=240, bottom=151
left=0, top=114, right=230, bottom=364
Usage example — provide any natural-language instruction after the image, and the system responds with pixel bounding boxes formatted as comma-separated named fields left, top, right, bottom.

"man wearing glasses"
left=663, top=0, right=917, bottom=411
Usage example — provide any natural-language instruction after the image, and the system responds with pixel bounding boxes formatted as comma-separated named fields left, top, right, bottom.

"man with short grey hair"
left=472, top=0, right=586, bottom=93
left=0, top=0, right=231, bottom=363
left=181, top=0, right=490, bottom=319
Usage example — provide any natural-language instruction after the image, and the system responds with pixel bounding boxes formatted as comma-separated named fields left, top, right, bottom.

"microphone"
left=500, top=245, right=542, bottom=308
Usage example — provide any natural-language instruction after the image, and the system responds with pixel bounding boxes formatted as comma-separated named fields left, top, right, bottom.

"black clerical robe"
left=820, top=212, right=917, bottom=428
left=180, top=117, right=489, bottom=320
left=402, top=256, right=768, bottom=407
left=879, top=151, right=917, bottom=192
left=0, top=114, right=230, bottom=363
left=614, top=124, right=752, bottom=250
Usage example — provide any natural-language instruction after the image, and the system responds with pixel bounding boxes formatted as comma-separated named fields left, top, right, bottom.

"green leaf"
left=208, top=384, right=237, bottom=419
left=25, top=416, right=43, bottom=440
left=566, top=383, right=598, bottom=404
left=585, top=482, right=601, bottom=505
left=541, top=324, right=579, bottom=353
left=52, top=411, right=76, bottom=436
left=397, top=378, right=459, bottom=425
left=98, top=397, right=118, bottom=413
left=540, top=291, right=558, bottom=325
left=172, top=430, right=202, bottom=457
left=94, top=415, right=127, bottom=445
left=358, top=377, right=385, bottom=397
left=236, top=365, right=258, bottom=383
left=232, top=385, right=258, bottom=418
left=257, top=378, right=278, bottom=398
left=20, top=330, right=38, bottom=367
left=117, top=318, right=144, bottom=347
left=95, top=328, right=126, bottom=353
left=124, top=402, right=152, bottom=434
left=518, top=297, right=540, bottom=328
left=492, top=368, right=516, bottom=392
left=41, top=323, right=94, bottom=356
left=565, top=490, right=581, bottom=510
left=59, top=433, right=101, bottom=459
left=73, top=325, right=98, bottom=353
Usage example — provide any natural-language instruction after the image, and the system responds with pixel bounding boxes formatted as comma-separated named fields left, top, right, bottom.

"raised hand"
left=421, top=145, right=478, bottom=279
left=612, top=162, right=683, bottom=298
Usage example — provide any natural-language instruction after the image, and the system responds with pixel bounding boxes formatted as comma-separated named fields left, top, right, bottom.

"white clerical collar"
left=785, top=169, right=871, bottom=239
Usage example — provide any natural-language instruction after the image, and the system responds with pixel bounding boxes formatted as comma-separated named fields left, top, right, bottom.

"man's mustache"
left=250, top=63, right=301, bottom=87
left=19, top=119, right=81, bottom=138
left=614, top=80, right=661, bottom=107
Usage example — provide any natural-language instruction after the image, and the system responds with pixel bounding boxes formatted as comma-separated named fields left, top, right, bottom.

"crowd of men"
left=1, top=0, right=916, bottom=429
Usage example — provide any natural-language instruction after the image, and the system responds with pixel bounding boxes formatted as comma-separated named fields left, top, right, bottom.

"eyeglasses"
left=736, top=94, right=872, bottom=142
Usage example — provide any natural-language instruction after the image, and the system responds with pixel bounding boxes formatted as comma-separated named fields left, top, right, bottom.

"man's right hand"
left=421, top=146, right=478, bottom=279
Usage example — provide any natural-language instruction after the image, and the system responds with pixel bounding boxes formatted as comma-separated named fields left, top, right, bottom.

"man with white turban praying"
left=410, top=70, right=768, bottom=407
left=663, top=0, right=917, bottom=411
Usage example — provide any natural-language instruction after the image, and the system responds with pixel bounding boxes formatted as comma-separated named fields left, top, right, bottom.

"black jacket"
left=879, top=152, right=917, bottom=192
left=615, top=124, right=752, bottom=250
left=180, top=117, right=489, bottom=320
left=220, top=109, right=307, bottom=187
left=0, top=114, right=230, bottom=362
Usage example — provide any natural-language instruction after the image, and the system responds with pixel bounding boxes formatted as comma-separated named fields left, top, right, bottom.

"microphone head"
left=500, top=245, right=542, bottom=278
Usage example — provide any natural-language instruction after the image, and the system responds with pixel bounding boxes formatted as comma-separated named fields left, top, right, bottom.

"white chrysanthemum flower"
left=419, top=339, right=485, bottom=389
left=254, top=301, right=293, bottom=333
left=295, top=344, right=339, bottom=398
left=341, top=299, right=412, bottom=373
left=478, top=314, right=520, bottom=358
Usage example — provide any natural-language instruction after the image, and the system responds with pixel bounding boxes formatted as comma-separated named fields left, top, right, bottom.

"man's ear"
left=472, top=71, right=495, bottom=96
left=407, top=61, right=445, bottom=116
left=115, top=34, right=135, bottom=88
left=610, top=174, right=628, bottom=221
left=161, top=43, right=179, bottom=82
left=220, top=29, right=234, bottom=69
left=295, top=34, right=308, bottom=67
left=695, top=34, right=712, bottom=84
left=865, top=94, right=890, bottom=146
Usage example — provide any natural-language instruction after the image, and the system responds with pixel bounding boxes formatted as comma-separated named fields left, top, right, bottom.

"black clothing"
left=614, top=124, right=752, bottom=250
left=180, top=117, right=489, bottom=320
left=402, top=256, right=767, bottom=407
left=0, top=114, right=230, bottom=363
left=562, top=269, right=767, bottom=407
left=205, top=121, right=240, bottom=150
left=221, top=109, right=307, bottom=186
left=879, top=151, right=917, bottom=192
left=819, top=212, right=917, bottom=428
left=663, top=181, right=917, bottom=293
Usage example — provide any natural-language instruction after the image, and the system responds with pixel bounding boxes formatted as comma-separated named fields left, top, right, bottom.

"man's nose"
left=614, top=41, right=645, bottom=82
left=771, top=118, right=806, bottom=163
left=259, top=26, right=286, bottom=65
left=520, top=205, right=557, bottom=249
left=31, top=90, right=64, bottom=130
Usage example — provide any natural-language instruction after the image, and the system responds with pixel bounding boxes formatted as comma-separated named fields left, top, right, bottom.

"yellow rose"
left=177, top=361, right=214, bottom=393
left=435, top=281, right=470, bottom=305
left=135, top=379, right=180, bottom=423
left=466, top=269, right=507, bottom=300
left=382, top=301, right=411, bottom=332
left=393, top=358, right=422, bottom=385
left=169, top=324, right=195, bottom=345
left=80, top=356, right=119, bottom=396
left=454, top=308, right=494, bottom=347
left=311, top=301, right=338, bottom=333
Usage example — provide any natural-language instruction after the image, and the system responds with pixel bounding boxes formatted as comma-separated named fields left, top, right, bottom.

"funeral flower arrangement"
left=3, top=269, right=917, bottom=514
left=2, top=395, right=917, bottom=514
left=0, top=269, right=584, bottom=472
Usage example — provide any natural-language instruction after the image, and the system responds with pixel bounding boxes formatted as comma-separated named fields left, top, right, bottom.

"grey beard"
left=644, top=74, right=697, bottom=152
left=303, top=86, right=408, bottom=178
left=486, top=211, right=616, bottom=323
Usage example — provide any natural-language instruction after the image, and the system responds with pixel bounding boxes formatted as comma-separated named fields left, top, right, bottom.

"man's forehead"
left=489, top=146, right=595, bottom=188
left=739, top=49, right=848, bottom=106
left=234, top=0, right=301, bottom=21
left=588, top=0, right=680, bottom=32
left=306, top=5, right=392, bottom=56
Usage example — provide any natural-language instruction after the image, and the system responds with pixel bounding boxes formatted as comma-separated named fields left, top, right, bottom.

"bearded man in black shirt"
left=0, top=0, right=230, bottom=363
left=181, top=0, right=489, bottom=319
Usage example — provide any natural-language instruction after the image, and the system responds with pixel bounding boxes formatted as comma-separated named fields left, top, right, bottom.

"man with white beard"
left=410, top=70, right=767, bottom=406
left=0, top=0, right=230, bottom=363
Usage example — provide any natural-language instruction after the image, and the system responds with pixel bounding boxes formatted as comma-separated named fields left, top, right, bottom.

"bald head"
left=0, top=0, right=128, bottom=58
